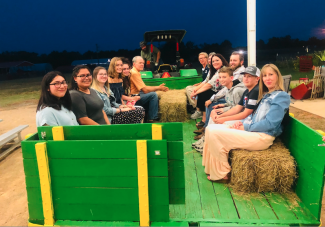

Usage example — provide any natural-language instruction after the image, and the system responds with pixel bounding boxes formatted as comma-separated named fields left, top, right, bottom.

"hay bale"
left=229, top=139, right=297, bottom=194
left=159, top=89, right=187, bottom=122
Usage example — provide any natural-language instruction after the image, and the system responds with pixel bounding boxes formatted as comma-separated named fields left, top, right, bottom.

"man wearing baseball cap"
left=210, top=66, right=260, bottom=124
left=140, top=41, right=162, bottom=68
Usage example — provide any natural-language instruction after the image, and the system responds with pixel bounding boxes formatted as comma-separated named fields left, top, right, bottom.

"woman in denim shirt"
left=202, top=64, right=290, bottom=182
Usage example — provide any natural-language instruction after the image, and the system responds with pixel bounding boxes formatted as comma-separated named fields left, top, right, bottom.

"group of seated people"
left=186, top=51, right=291, bottom=182
left=36, top=56, right=169, bottom=127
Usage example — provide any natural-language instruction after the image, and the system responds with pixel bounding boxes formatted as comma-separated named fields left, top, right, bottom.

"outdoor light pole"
left=247, top=0, right=256, bottom=66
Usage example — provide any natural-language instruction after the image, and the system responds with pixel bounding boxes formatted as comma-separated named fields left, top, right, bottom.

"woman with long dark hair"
left=36, top=71, right=78, bottom=126
left=69, top=65, right=110, bottom=125
left=190, top=53, right=229, bottom=131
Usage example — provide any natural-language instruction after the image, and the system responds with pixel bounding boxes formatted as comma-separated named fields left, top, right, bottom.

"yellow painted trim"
left=35, top=143, right=55, bottom=226
left=28, top=222, right=43, bottom=226
left=136, top=140, right=149, bottom=226
left=25, top=133, right=34, bottom=139
left=289, top=113, right=294, bottom=118
left=316, top=130, right=325, bottom=136
left=52, top=126, right=64, bottom=141
left=152, top=124, right=162, bottom=140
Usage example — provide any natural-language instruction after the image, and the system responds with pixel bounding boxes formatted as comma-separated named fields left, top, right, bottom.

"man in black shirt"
left=211, top=66, right=260, bottom=124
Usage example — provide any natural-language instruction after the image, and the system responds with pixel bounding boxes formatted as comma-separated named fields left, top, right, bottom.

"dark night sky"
left=0, top=0, right=324, bottom=54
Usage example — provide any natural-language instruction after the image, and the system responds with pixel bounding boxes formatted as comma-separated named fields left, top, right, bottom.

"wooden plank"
left=199, top=222, right=289, bottom=226
left=37, top=123, right=183, bottom=141
left=194, top=152, right=221, bottom=219
left=249, top=194, right=278, bottom=220
left=264, top=193, right=297, bottom=220
left=23, top=140, right=167, bottom=159
left=168, top=160, right=185, bottom=189
left=183, top=122, right=203, bottom=219
left=149, top=205, right=170, bottom=222
left=212, top=184, right=238, bottom=219
left=229, top=188, right=259, bottom=220
left=151, top=221, right=189, bottom=226
left=169, top=204, right=186, bottom=219
left=28, top=202, right=44, bottom=220
left=169, top=188, right=186, bottom=204
left=23, top=159, right=168, bottom=177
left=55, top=220, right=139, bottom=226
left=167, top=141, right=184, bottom=160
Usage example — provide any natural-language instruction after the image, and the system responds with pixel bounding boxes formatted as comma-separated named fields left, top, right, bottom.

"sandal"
left=196, top=121, right=205, bottom=129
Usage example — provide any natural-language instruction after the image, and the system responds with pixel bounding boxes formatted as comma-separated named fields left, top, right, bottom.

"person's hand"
left=230, top=121, right=243, bottom=130
left=205, top=100, right=212, bottom=107
left=214, top=117, right=226, bottom=124
left=120, top=105, right=128, bottom=109
left=323, top=136, right=325, bottom=142
left=159, top=83, right=169, bottom=92
left=127, top=105, right=136, bottom=110
left=121, top=107, right=131, bottom=112
left=212, top=104, right=225, bottom=109
left=211, top=110, right=219, bottom=122
left=191, top=90, right=197, bottom=99
left=193, top=83, right=200, bottom=86
left=132, top=96, right=141, bottom=101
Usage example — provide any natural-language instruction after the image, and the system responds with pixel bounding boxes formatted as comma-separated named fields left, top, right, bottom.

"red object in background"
left=291, top=81, right=313, bottom=100
left=299, top=78, right=309, bottom=83
left=299, top=56, right=313, bottom=72
left=161, top=72, right=171, bottom=78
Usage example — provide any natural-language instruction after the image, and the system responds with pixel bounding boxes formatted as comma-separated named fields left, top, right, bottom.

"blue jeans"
left=136, top=91, right=158, bottom=120
left=204, top=98, right=226, bottom=127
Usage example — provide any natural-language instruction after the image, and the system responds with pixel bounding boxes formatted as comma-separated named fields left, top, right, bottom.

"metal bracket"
left=41, top=132, right=46, bottom=139
left=155, top=150, right=161, bottom=155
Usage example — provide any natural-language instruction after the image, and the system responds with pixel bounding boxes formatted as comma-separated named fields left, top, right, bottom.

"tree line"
left=0, top=35, right=325, bottom=69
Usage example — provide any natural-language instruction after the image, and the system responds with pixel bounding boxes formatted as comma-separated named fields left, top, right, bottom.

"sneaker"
left=195, top=144, right=203, bottom=154
left=192, top=136, right=205, bottom=148
left=191, top=110, right=203, bottom=119
left=194, top=127, right=205, bottom=135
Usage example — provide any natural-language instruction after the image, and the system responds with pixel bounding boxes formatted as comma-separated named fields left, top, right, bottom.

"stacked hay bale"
left=229, top=139, right=297, bottom=194
left=157, top=89, right=188, bottom=122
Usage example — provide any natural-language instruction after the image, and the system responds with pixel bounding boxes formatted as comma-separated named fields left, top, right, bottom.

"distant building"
left=71, top=58, right=111, bottom=67
left=0, top=61, right=33, bottom=74
left=9, top=63, right=53, bottom=74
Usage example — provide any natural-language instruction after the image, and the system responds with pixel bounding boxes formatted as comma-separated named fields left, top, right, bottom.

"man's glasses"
left=76, top=74, right=92, bottom=78
left=49, top=81, right=68, bottom=88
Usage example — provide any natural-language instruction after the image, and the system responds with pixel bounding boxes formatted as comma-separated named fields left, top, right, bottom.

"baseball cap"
left=240, top=66, right=260, bottom=77
left=140, top=41, right=146, bottom=48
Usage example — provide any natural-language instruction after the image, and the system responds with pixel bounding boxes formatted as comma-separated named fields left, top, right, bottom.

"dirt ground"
left=0, top=103, right=324, bottom=226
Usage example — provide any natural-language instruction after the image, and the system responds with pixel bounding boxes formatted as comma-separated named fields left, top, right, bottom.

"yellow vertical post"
left=52, top=126, right=64, bottom=141
left=35, top=142, right=54, bottom=226
left=152, top=124, right=162, bottom=140
left=136, top=140, right=149, bottom=226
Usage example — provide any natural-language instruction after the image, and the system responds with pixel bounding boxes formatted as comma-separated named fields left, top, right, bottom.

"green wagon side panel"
left=179, top=69, right=198, bottom=77
left=55, top=220, right=139, bottom=226
left=141, top=71, right=153, bottom=78
left=280, top=117, right=325, bottom=220
left=168, top=160, right=185, bottom=204
left=37, top=123, right=183, bottom=141
left=143, top=76, right=201, bottom=89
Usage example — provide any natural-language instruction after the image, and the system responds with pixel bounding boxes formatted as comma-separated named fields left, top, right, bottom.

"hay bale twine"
left=159, top=89, right=187, bottom=122
left=229, top=139, right=297, bottom=194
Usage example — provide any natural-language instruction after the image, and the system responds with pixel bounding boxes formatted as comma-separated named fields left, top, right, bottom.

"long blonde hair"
left=108, top=57, right=123, bottom=79
left=258, top=64, right=284, bottom=101
left=91, top=66, right=110, bottom=95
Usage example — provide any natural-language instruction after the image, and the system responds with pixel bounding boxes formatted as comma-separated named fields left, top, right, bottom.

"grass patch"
left=278, top=68, right=314, bottom=81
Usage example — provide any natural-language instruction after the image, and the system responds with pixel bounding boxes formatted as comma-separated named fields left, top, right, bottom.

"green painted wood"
left=55, top=220, right=139, bottom=226
left=143, top=76, right=201, bottom=89
left=199, top=222, right=289, bottom=226
left=168, top=160, right=185, bottom=189
left=281, top=117, right=325, bottom=220
left=23, top=140, right=167, bottom=159
left=212, top=183, right=239, bottom=220
left=183, top=122, right=203, bottom=219
left=167, top=141, right=184, bottom=160
left=28, top=202, right=44, bottom=220
left=37, top=123, right=183, bottom=141
left=23, top=158, right=168, bottom=177
left=151, top=221, right=189, bottom=226
left=264, top=193, right=297, bottom=220
left=169, top=204, right=186, bottom=219
left=194, top=152, right=221, bottom=219
left=229, top=188, right=258, bottom=220
left=249, top=194, right=278, bottom=220
left=24, top=132, right=39, bottom=140
left=149, top=205, right=170, bottom=221
left=169, top=188, right=186, bottom=204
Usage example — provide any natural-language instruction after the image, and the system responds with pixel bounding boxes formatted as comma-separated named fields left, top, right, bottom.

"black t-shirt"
left=202, top=65, right=209, bottom=81
left=238, top=84, right=259, bottom=109
left=70, top=89, right=106, bottom=125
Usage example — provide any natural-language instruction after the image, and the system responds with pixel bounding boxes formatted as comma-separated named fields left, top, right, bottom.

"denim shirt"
left=94, top=87, right=120, bottom=122
left=242, top=90, right=290, bottom=137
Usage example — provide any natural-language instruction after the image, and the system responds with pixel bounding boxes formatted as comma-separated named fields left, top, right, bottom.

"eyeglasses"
left=98, top=73, right=108, bottom=77
left=76, top=74, right=92, bottom=78
left=49, top=81, right=68, bottom=88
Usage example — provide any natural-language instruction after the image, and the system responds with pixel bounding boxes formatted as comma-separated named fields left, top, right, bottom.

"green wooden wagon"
left=23, top=116, right=325, bottom=226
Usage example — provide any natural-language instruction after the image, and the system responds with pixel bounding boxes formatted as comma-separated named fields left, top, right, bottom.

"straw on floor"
left=229, top=139, right=297, bottom=194
left=157, top=89, right=188, bottom=122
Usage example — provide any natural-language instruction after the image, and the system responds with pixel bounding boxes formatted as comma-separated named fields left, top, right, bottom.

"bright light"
left=239, top=50, right=244, bottom=54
